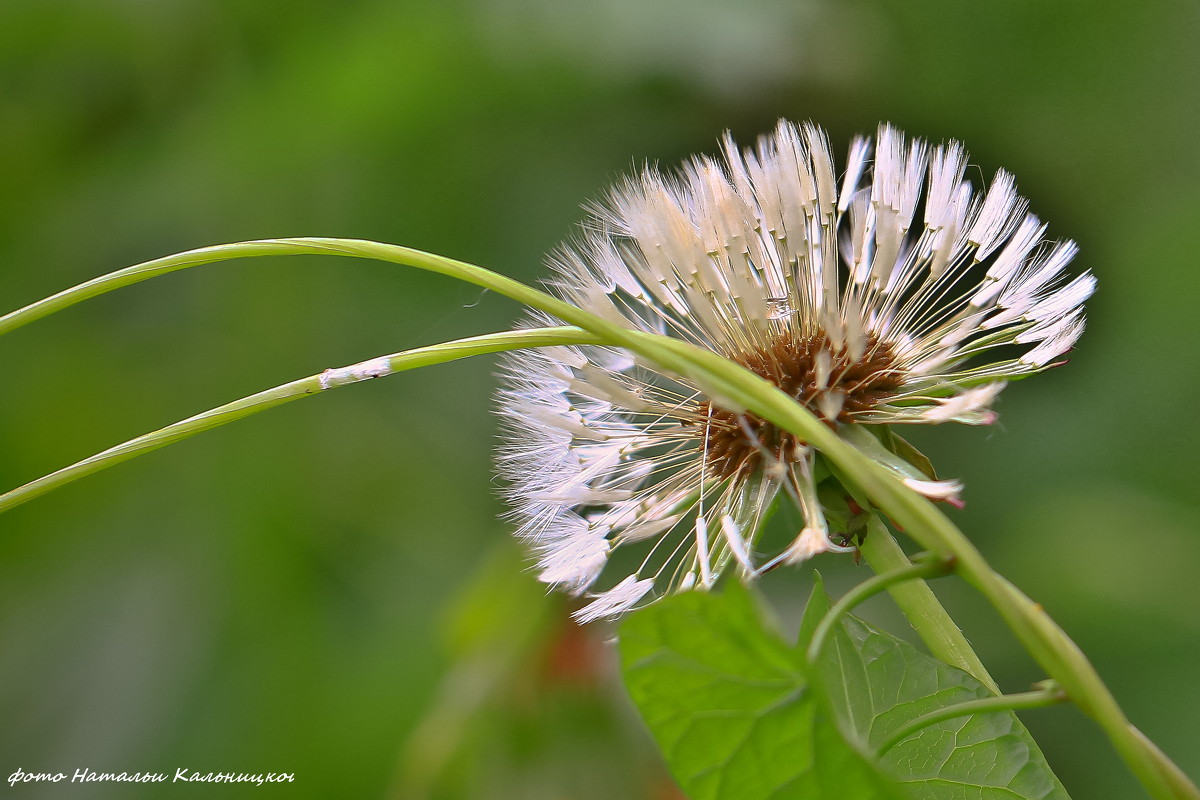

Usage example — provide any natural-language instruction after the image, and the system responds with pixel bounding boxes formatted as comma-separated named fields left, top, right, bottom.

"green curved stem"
left=858, top=517, right=1001, bottom=694
left=2, top=237, right=1194, bottom=798
left=0, top=326, right=602, bottom=514
left=807, top=552, right=952, bottom=666
left=0, top=238, right=600, bottom=338
left=876, top=682, right=1068, bottom=757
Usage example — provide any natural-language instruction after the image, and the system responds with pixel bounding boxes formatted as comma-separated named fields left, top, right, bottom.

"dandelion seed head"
left=497, top=120, right=1093, bottom=620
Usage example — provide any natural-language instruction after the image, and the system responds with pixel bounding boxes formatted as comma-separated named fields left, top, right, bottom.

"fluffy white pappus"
left=921, top=383, right=1005, bottom=424
left=496, top=120, right=1093, bottom=620
left=573, top=576, right=656, bottom=623
left=902, top=478, right=966, bottom=506
left=532, top=526, right=610, bottom=592
left=785, top=527, right=835, bottom=565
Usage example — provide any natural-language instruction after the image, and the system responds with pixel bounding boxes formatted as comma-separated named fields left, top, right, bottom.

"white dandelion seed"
left=497, top=120, right=1093, bottom=622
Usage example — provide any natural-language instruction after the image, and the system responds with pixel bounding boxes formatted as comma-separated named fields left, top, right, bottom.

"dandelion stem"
left=858, top=517, right=1001, bottom=694
left=806, top=549, right=953, bottom=667
left=0, top=238, right=604, bottom=338
left=0, top=326, right=601, bottom=514
left=875, top=681, right=1068, bottom=757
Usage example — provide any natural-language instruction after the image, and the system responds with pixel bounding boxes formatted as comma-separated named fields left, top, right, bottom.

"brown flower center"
left=694, top=331, right=904, bottom=480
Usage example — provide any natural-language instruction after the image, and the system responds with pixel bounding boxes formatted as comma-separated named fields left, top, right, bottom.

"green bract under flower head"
left=497, top=121, right=1093, bottom=622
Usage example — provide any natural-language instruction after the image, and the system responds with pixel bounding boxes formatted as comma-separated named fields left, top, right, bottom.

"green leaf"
left=878, top=428, right=938, bottom=481
left=796, top=573, right=831, bottom=646
left=620, top=583, right=1070, bottom=800
left=816, top=604, right=1070, bottom=800
left=619, top=583, right=903, bottom=800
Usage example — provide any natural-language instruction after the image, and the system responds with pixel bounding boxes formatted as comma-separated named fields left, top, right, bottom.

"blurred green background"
left=2, top=0, right=1198, bottom=797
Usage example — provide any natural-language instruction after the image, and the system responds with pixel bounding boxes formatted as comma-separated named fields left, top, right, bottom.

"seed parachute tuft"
left=497, top=121, right=1093, bottom=622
